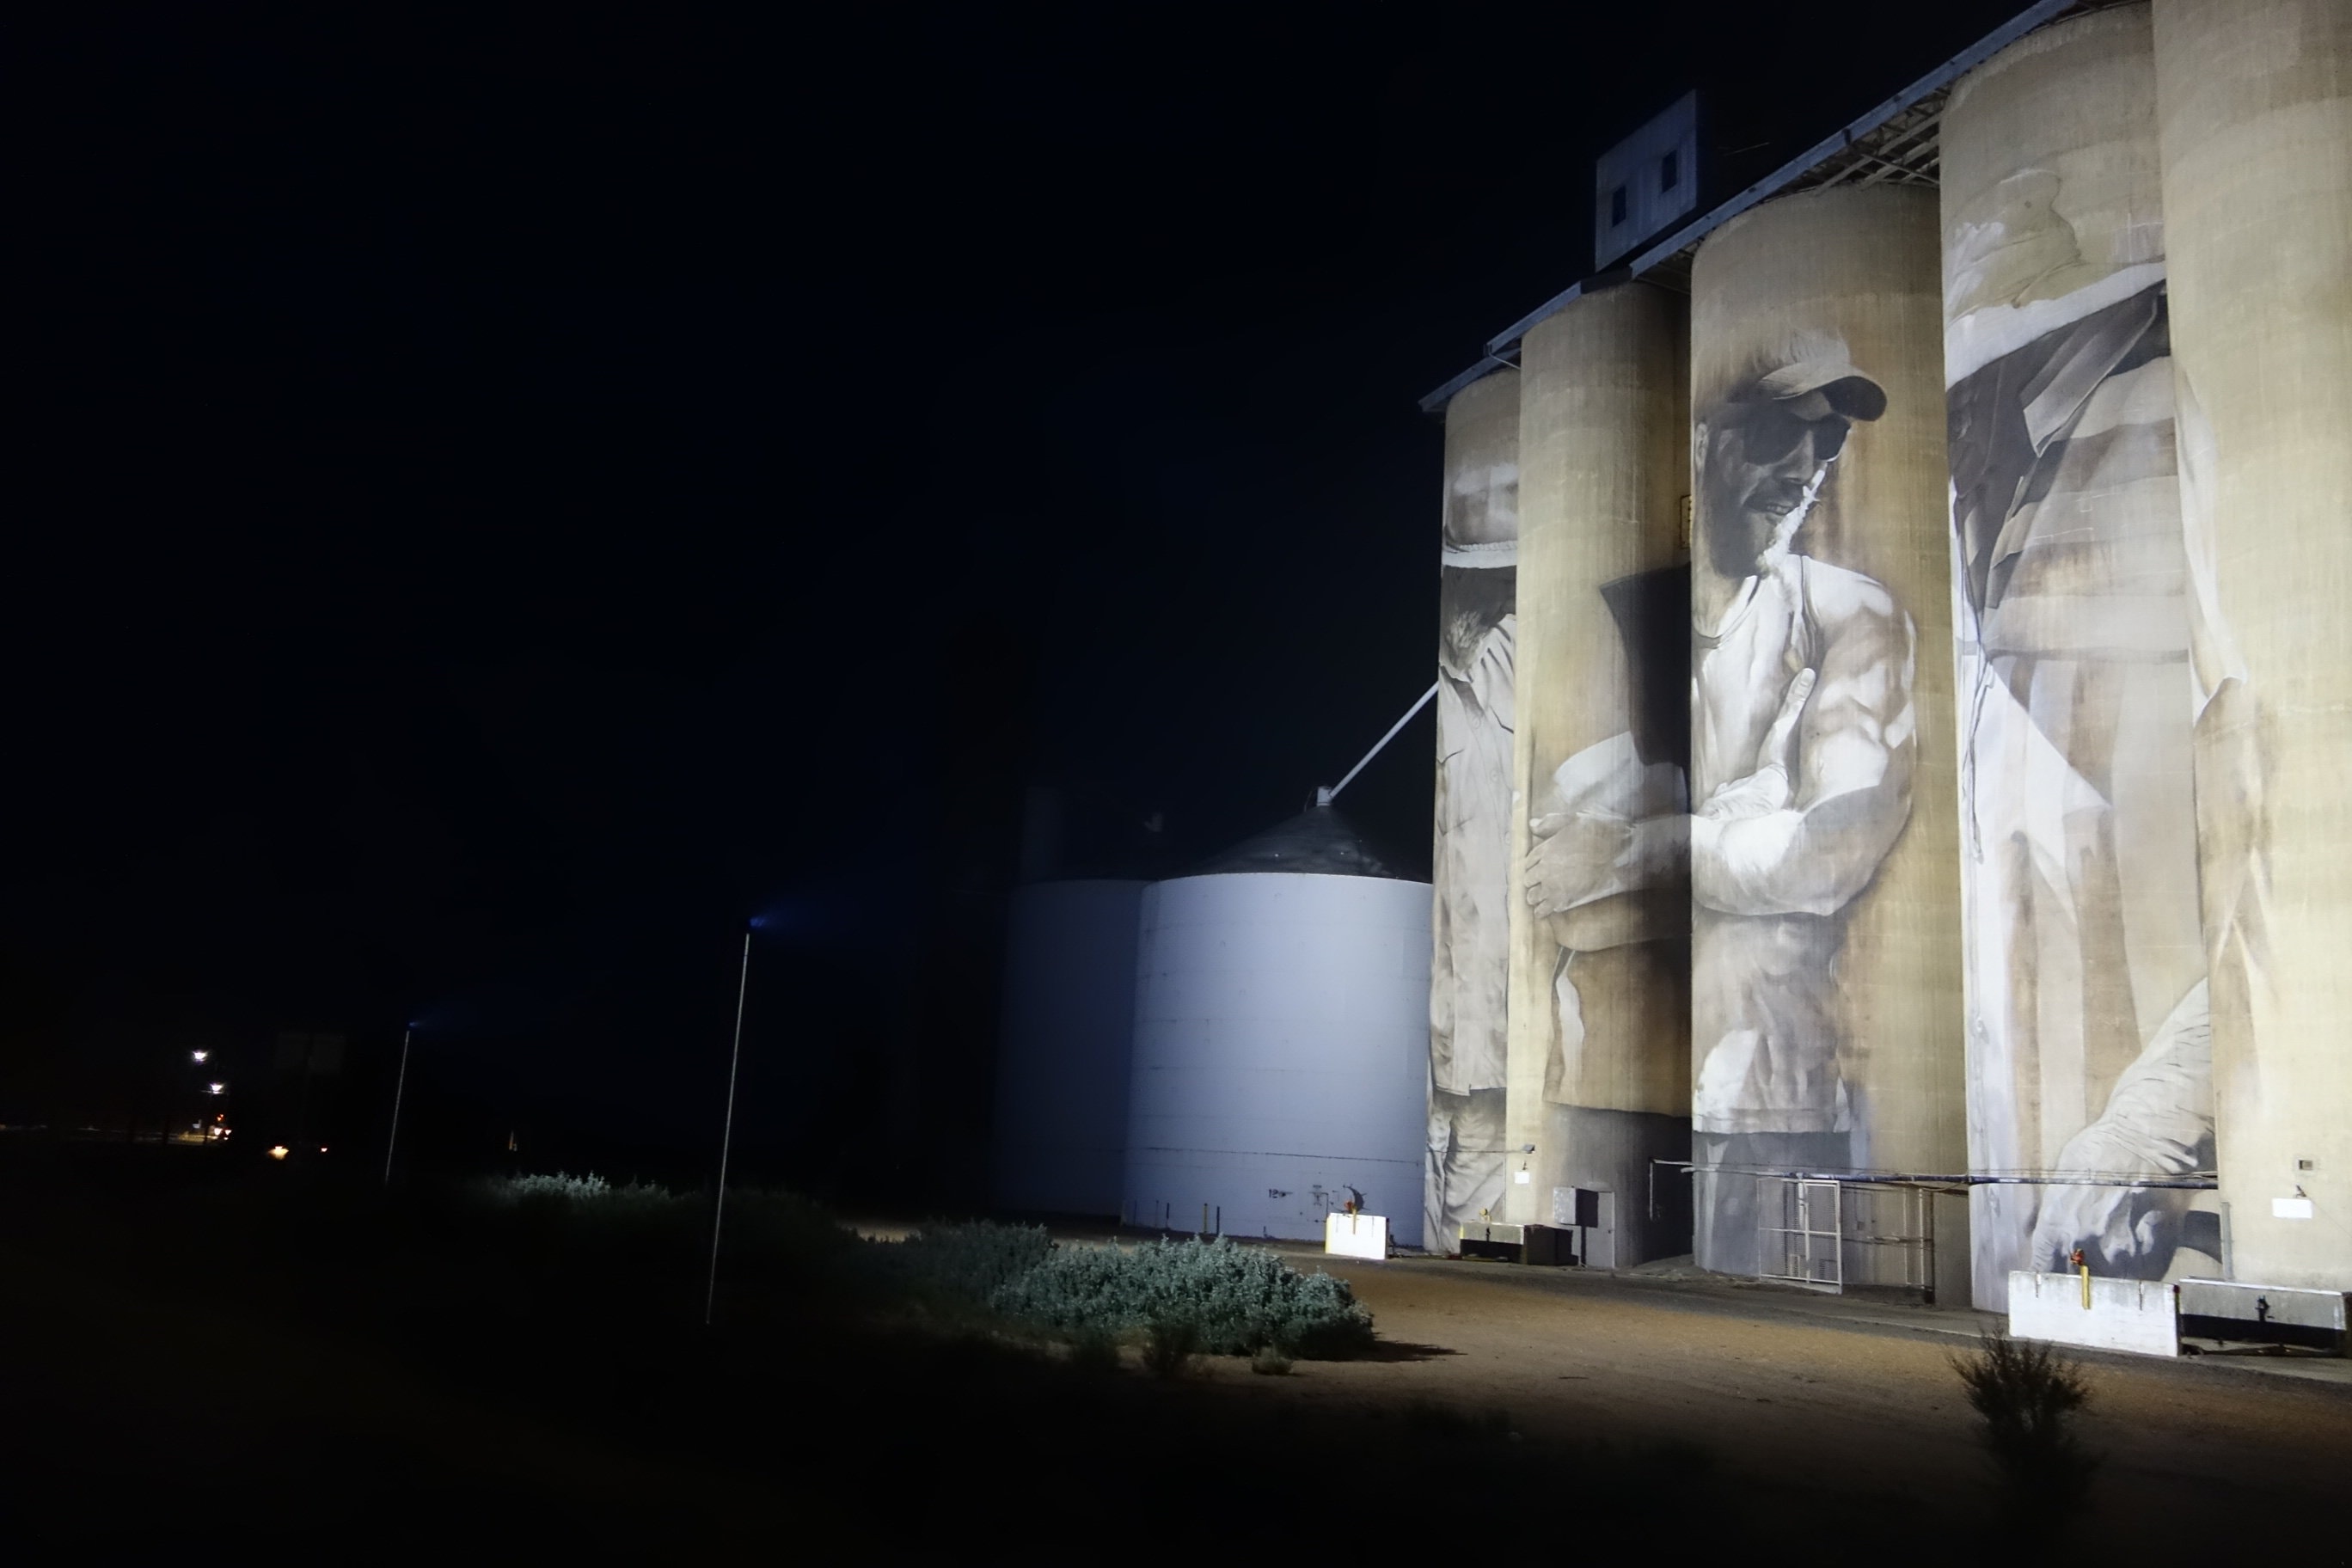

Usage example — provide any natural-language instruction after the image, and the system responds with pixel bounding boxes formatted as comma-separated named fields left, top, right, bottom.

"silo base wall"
left=1126, top=1150, right=1422, bottom=1247
left=1537, top=1105, right=1692, bottom=1266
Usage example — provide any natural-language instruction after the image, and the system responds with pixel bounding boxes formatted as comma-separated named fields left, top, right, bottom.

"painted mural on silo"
left=1942, top=5, right=2219, bottom=1304
left=1521, top=187, right=1961, bottom=1282
left=2155, top=0, right=2350, bottom=1292
left=1508, top=283, right=1694, bottom=1262
left=1425, top=368, right=1519, bottom=1253
left=1674, top=185, right=1963, bottom=1282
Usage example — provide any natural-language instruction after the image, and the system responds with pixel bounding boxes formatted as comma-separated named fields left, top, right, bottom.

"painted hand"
left=1524, top=810, right=1637, bottom=916
left=2029, top=1183, right=2168, bottom=1276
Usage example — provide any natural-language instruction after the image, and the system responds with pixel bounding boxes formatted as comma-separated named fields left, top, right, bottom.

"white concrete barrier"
left=1325, top=1212, right=1387, bottom=1261
left=2007, top=1269, right=2177, bottom=1357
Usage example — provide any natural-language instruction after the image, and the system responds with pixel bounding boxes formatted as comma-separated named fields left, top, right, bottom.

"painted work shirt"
left=1687, top=551, right=1916, bottom=1135
left=1429, top=614, right=1516, bottom=1094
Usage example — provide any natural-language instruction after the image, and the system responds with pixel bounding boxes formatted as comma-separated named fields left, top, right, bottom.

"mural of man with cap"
left=1523, top=333, right=1918, bottom=1275
left=1426, top=422, right=1517, bottom=1254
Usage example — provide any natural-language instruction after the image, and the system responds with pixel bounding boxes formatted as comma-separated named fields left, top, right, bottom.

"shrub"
left=1142, top=1315, right=1201, bottom=1378
left=867, top=1221, right=1055, bottom=1310
left=495, top=1171, right=614, bottom=1203
left=1951, top=1330, right=2098, bottom=1517
left=1249, top=1345, right=1293, bottom=1376
left=451, top=1176, right=861, bottom=1315
left=992, top=1237, right=1375, bottom=1358
left=712, top=1190, right=861, bottom=1287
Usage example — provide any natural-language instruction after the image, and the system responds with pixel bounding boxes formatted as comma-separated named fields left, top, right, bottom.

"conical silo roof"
left=1185, top=803, right=1409, bottom=879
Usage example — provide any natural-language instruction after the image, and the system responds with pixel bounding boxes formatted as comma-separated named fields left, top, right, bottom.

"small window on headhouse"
left=1660, top=150, right=1679, bottom=193
left=1610, top=184, right=1628, bottom=225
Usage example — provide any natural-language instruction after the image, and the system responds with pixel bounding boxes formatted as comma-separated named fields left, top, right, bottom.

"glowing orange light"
left=268, top=1145, right=289, bottom=1161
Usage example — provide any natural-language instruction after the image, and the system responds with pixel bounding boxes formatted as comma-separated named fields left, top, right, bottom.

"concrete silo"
left=1687, top=183, right=1964, bottom=1288
left=1506, top=280, right=1694, bottom=1265
left=1942, top=3, right=2214, bottom=1307
left=1126, top=808, right=1432, bottom=1249
left=1425, top=365, right=1519, bottom=1256
left=991, top=879, right=1148, bottom=1218
left=2154, top=0, right=2352, bottom=1293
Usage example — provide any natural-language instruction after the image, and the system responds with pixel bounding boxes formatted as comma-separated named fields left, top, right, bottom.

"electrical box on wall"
left=1596, top=91, right=1700, bottom=270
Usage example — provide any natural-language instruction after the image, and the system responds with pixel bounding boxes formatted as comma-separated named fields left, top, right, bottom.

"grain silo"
left=991, top=878, right=1149, bottom=1218
left=1685, top=181, right=1963, bottom=1287
left=1506, top=279, right=1694, bottom=1267
left=1124, top=806, right=1432, bottom=1250
left=2155, top=0, right=2352, bottom=1295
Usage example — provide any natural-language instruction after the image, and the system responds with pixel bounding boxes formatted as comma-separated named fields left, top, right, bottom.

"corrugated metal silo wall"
left=1129, top=873, right=1433, bottom=1248
left=1943, top=3, right=2214, bottom=1308
left=2154, top=0, right=2352, bottom=1293
left=1507, top=282, right=1695, bottom=1262
left=1426, top=369, right=1519, bottom=1253
left=1687, top=184, right=1964, bottom=1281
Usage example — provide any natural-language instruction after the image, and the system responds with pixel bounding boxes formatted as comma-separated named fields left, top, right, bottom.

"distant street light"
left=207, top=1082, right=225, bottom=1095
left=191, top=1050, right=209, bottom=1064
left=704, top=928, right=754, bottom=1328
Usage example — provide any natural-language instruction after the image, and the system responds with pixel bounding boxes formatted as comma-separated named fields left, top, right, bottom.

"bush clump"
left=495, top=1171, right=618, bottom=1203
left=992, top=1236, right=1374, bottom=1358
left=866, top=1221, right=1055, bottom=1309
left=452, top=1174, right=860, bottom=1314
left=1951, top=1329, right=2098, bottom=1518
left=1142, top=1315, right=1202, bottom=1378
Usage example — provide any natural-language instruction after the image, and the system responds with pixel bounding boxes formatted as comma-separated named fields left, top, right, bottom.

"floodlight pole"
left=382, top=1027, right=413, bottom=1188
left=704, top=929, right=752, bottom=1328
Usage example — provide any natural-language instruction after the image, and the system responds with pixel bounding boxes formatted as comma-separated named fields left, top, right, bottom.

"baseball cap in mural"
left=1745, top=345, right=1888, bottom=425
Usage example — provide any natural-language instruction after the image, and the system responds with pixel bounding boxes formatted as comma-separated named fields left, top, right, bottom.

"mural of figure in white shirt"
left=1426, top=440, right=1517, bottom=1253
left=1522, top=334, right=1916, bottom=1275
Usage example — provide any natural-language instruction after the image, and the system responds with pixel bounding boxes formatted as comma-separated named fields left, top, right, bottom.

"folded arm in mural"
left=1526, top=338, right=1914, bottom=1161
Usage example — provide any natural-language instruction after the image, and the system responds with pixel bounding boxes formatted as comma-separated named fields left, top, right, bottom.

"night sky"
left=15, top=4, right=2026, bottom=1191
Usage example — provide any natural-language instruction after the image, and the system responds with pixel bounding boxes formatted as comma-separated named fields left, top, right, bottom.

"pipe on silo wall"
left=1941, top=5, right=2214, bottom=1309
left=1506, top=282, right=1694, bottom=1261
left=1686, top=185, right=1963, bottom=1282
left=1425, top=368, right=1520, bottom=1255
left=2154, top=0, right=2352, bottom=1293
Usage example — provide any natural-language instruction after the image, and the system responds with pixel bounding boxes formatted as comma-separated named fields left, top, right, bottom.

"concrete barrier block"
left=2008, top=1269, right=2178, bottom=1357
left=1325, top=1212, right=1387, bottom=1261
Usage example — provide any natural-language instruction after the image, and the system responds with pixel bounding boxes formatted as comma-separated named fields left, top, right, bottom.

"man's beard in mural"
left=1948, top=260, right=2225, bottom=1291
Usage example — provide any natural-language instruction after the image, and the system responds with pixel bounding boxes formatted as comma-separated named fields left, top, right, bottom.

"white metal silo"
left=1124, top=808, right=1432, bottom=1250
left=991, top=879, right=1148, bottom=1218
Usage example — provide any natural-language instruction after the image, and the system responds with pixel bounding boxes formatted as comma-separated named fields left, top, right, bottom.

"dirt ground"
left=1124, top=1240, right=2352, bottom=1553
left=8, top=1161, right=2343, bottom=1558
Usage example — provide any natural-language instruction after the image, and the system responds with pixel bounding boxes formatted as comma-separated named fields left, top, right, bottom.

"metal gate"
left=1761, top=1178, right=1841, bottom=1291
